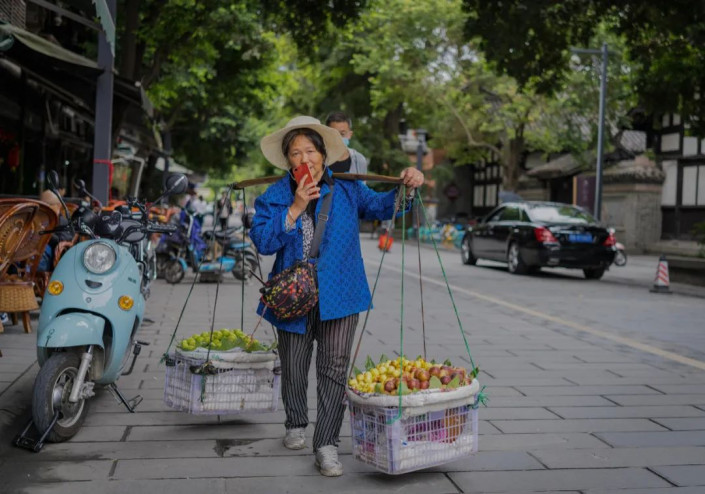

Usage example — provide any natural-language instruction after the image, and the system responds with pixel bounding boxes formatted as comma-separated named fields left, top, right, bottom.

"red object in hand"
left=292, top=164, right=314, bottom=186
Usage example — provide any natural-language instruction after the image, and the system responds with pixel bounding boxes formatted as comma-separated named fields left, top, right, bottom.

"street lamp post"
left=571, top=42, right=609, bottom=221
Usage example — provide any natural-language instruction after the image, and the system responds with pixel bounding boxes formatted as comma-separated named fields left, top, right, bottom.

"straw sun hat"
left=260, top=116, right=348, bottom=170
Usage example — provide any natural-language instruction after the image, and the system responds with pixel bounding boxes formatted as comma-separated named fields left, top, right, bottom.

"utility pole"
left=571, top=42, right=609, bottom=220
left=414, top=129, right=427, bottom=231
left=92, top=0, right=116, bottom=205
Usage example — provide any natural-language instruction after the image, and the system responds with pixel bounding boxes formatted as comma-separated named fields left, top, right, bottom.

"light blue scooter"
left=14, top=172, right=187, bottom=451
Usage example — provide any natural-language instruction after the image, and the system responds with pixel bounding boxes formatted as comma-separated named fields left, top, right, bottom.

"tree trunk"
left=501, top=135, right=524, bottom=192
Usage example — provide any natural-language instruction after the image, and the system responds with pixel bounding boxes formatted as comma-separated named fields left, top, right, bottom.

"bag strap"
left=308, top=181, right=334, bottom=259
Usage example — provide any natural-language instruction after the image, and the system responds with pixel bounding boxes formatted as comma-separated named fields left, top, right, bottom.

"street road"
left=0, top=235, right=703, bottom=493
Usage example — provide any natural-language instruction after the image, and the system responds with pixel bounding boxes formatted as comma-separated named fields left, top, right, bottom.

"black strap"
left=308, top=182, right=334, bottom=259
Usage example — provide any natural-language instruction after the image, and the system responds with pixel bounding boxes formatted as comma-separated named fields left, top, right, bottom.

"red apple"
left=440, top=375, right=452, bottom=385
left=415, top=369, right=430, bottom=382
left=407, top=378, right=420, bottom=390
left=419, top=380, right=430, bottom=390
left=429, top=366, right=441, bottom=377
left=439, top=369, right=449, bottom=378
left=384, top=379, right=396, bottom=393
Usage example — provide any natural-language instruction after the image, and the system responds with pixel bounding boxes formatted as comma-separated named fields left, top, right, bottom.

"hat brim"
left=260, top=122, right=348, bottom=170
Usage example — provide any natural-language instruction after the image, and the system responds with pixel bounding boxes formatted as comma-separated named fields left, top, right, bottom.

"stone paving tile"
left=651, top=466, right=705, bottom=487
left=25, top=440, right=222, bottom=461
left=604, top=395, right=705, bottom=406
left=427, top=450, right=544, bottom=472
left=514, top=385, right=662, bottom=396
left=489, top=396, right=619, bottom=407
left=588, top=488, right=705, bottom=494
left=650, top=384, right=705, bottom=394
left=530, top=446, right=705, bottom=469
left=560, top=375, right=703, bottom=386
left=547, top=406, right=705, bottom=419
left=71, top=425, right=127, bottom=442
left=223, top=472, right=461, bottom=494
left=486, top=378, right=578, bottom=386
left=595, top=431, right=705, bottom=447
left=481, top=407, right=560, bottom=420
left=113, top=455, right=380, bottom=479
left=84, top=411, right=225, bottom=427
left=651, top=418, right=705, bottom=430
left=491, top=418, right=668, bottom=434
left=448, top=467, right=671, bottom=493
left=480, top=432, right=610, bottom=451
left=17, top=479, right=228, bottom=494
left=1, top=459, right=113, bottom=485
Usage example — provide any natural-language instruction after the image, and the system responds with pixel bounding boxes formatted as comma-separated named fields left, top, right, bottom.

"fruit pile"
left=348, top=355, right=477, bottom=395
left=178, top=329, right=277, bottom=353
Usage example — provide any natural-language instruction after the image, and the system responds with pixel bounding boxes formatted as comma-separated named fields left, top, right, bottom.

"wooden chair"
left=0, top=199, right=57, bottom=333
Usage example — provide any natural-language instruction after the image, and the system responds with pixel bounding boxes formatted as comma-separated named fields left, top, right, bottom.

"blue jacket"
left=250, top=168, right=406, bottom=334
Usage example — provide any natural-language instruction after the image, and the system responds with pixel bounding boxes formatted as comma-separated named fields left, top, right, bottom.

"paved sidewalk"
left=0, top=237, right=704, bottom=493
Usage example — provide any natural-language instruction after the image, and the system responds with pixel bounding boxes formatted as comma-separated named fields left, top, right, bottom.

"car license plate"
left=568, top=233, right=593, bottom=243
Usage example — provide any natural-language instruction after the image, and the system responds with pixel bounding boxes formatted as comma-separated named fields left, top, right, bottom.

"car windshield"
left=528, top=205, right=597, bottom=224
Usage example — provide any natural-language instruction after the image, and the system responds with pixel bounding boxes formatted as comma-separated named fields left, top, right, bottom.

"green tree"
left=462, top=0, right=705, bottom=134
left=347, top=0, right=549, bottom=191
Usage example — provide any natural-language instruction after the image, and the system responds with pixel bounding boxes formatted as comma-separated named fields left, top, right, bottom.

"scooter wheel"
left=614, top=250, right=627, bottom=267
left=32, top=353, right=89, bottom=443
left=164, top=259, right=185, bottom=284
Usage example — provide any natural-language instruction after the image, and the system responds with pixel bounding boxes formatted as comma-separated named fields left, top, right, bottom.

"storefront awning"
left=0, top=22, right=100, bottom=75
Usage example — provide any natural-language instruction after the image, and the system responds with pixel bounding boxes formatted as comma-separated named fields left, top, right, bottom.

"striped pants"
left=277, top=308, right=359, bottom=451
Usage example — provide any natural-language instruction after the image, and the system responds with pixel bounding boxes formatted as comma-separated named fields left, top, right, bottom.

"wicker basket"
left=347, top=382, right=479, bottom=474
left=163, top=353, right=281, bottom=415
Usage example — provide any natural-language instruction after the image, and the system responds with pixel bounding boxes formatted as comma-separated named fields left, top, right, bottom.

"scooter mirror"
left=74, top=178, right=87, bottom=193
left=164, top=173, right=188, bottom=195
left=47, top=170, right=60, bottom=191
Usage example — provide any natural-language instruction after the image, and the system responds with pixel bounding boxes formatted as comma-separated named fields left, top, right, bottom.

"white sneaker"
left=315, top=445, right=343, bottom=477
left=283, top=428, right=306, bottom=450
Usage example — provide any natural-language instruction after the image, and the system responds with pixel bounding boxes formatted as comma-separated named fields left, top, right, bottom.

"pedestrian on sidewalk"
left=250, top=115, right=423, bottom=477
left=325, top=111, right=368, bottom=175
left=217, top=190, right=233, bottom=230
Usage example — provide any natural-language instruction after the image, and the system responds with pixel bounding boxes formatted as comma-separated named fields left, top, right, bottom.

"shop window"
left=699, top=165, right=705, bottom=206
left=661, top=161, right=677, bottom=206
left=682, top=166, right=697, bottom=206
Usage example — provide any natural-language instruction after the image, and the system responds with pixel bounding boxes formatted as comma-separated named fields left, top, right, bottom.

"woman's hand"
left=290, top=175, right=320, bottom=218
left=400, top=167, right=424, bottom=190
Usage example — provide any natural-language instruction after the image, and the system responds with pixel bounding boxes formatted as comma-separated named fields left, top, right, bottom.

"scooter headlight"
left=83, top=242, right=116, bottom=274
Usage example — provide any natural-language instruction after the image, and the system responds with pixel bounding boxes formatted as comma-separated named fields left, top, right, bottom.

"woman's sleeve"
left=356, top=182, right=414, bottom=221
left=250, top=194, right=297, bottom=255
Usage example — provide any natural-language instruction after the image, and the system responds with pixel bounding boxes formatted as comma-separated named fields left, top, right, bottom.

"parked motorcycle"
left=609, top=228, right=627, bottom=267
left=14, top=171, right=186, bottom=452
left=160, top=208, right=237, bottom=284
left=201, top=226, right=260, bottom=281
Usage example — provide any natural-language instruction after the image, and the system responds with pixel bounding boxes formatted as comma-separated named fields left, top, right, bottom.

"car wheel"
left=507, top=242, right=528, bottom=275
left=461, top=236, right=477, bottom=265
left=583, top=268, right=605, bottom=280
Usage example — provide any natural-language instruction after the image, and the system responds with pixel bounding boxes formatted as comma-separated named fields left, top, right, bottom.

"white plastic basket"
left=163, top=353, right=281, bottom=415
left=347, top=382, right=479, bottom=474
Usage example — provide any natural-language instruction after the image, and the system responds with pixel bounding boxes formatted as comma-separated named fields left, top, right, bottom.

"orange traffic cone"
left=650, top=254, right=672, bottom=294
left=378, top=230, right=393, bottom=252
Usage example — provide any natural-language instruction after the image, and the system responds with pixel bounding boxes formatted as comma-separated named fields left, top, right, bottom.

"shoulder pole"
left=230, top=173, right=404, bottom=189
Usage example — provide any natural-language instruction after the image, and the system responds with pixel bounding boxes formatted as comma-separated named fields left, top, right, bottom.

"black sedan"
left=460, top=201, right=616, bottom=279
